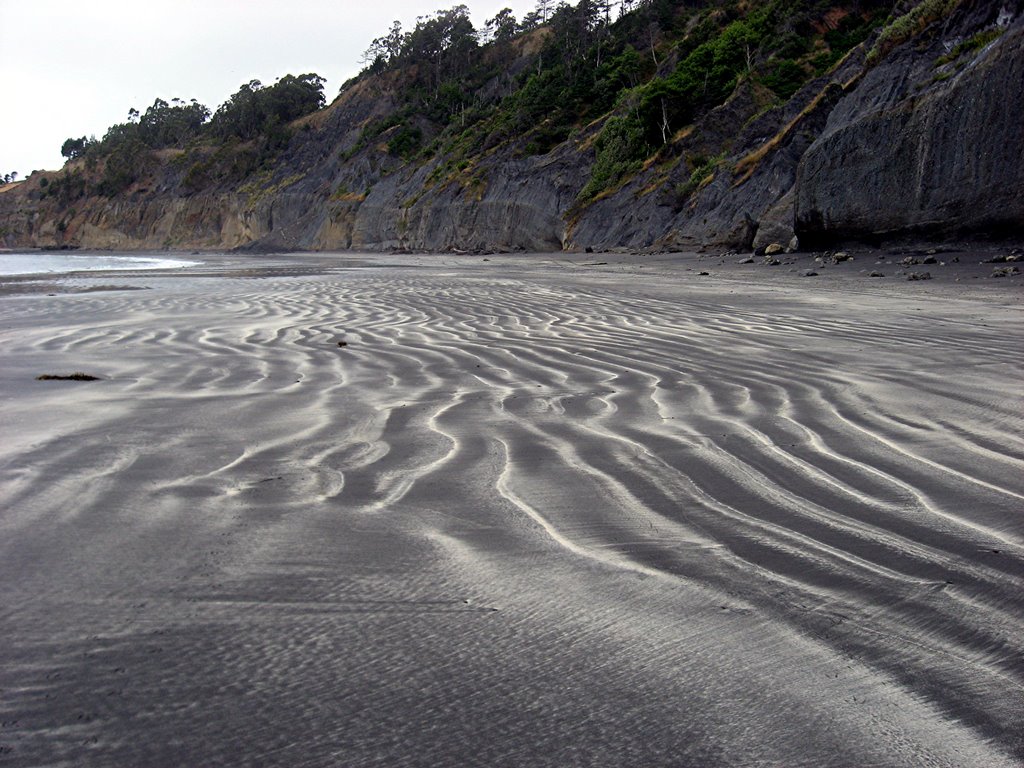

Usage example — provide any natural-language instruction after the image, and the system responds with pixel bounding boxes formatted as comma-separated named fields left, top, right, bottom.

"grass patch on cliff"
left=675, top=152, right=726, bottom=203
left=868, top=0, right=964, bottom=65
left=935, top=26, right=1004, bottom=66
left=732, top=77, right=848, bottom=187
left=330, top=185, right=367, bottom=202
left=240, top=172, right=304, bottom=209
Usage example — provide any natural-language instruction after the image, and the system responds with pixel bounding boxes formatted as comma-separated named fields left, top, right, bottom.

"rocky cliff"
left=1, top=0, right=1020, bottom=254
left=796, top=0, right=1024, bottom=244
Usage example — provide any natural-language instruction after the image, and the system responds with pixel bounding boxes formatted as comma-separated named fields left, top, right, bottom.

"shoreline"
left=2, top=245, right=1021, bottom=299
left=1, top=252, right=1021, bottom=766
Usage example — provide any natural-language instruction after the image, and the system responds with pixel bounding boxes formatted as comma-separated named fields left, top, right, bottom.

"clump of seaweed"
left=36, top=373, right=100, bottom=381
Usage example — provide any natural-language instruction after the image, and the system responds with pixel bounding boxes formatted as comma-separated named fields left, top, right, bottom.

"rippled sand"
left=1, top=253, right=1022, bottom=766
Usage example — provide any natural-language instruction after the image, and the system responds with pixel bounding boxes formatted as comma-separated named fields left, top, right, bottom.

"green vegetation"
left=51, top=0, right=915, bottom=210
left=58, top=74, right=325, bottom=197
left=675, top=152, right=727, bottom=202
left=240, top=172, right=305, bottom=210
left=209, top=75, right=324, bottom=140
left=817, top=12, right=883, bottom=72
left=61, top=137, right=93, bottom=161
left=928, top=25, right=1003, bottom=84
left=577, top=116, right=648, bottom=202
left=634, top=9, right=774, bottom=145
left=935, top=26, right=1004, bottom=66
left=39, top=169, right=88, bottom=204
left=762, top=58, right=809, bottom=99
left=561, top=0, right=888, bottom=199
left=868, top=0, right=963, bottom=64
left=387, top=125, right=424, bottom=159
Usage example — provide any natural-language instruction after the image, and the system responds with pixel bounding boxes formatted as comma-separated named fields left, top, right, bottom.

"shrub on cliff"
left=577, top=115, right=648, bottom=202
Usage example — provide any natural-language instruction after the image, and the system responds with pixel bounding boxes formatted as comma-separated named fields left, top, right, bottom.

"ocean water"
left=0, top=252, right=201, bottom=276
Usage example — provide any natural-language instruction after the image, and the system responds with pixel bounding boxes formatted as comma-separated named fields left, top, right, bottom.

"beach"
left=1, top=250, right=1022, bottom=766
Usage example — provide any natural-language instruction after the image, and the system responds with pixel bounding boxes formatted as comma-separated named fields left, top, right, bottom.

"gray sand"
left=1, top=252, right=1022, bottom=766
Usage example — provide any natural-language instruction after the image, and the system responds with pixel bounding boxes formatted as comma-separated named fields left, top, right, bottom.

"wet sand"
left=1, top=251, right=1022, bottom=766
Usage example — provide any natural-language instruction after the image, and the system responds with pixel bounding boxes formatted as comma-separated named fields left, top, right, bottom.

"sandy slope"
left=0, top=253, right=1021, bottom=766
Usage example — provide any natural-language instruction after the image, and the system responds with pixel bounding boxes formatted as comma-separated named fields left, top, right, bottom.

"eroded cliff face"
left=795, top=1, right=1024, bottom=244
left=1, top=0, right=1020, bottom=254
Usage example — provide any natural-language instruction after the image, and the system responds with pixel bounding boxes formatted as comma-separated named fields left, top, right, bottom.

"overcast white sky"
left=0, top=0, right=537, bottom=176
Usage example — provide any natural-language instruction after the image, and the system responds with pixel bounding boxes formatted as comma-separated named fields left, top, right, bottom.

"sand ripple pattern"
left=1, top=264, right=1022, bottom=766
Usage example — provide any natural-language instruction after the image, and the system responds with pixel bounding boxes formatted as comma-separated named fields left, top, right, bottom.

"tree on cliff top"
left=209, top=74, right=325, bottom=141
left=61, top=137, right=92, bottom=161
left=136, top=98, right=210, bottom=147
left=485, top=8, right=519, bottom=42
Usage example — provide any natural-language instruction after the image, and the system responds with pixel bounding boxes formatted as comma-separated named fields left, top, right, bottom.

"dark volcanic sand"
left=1, top=251, right=1022, bottom=766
